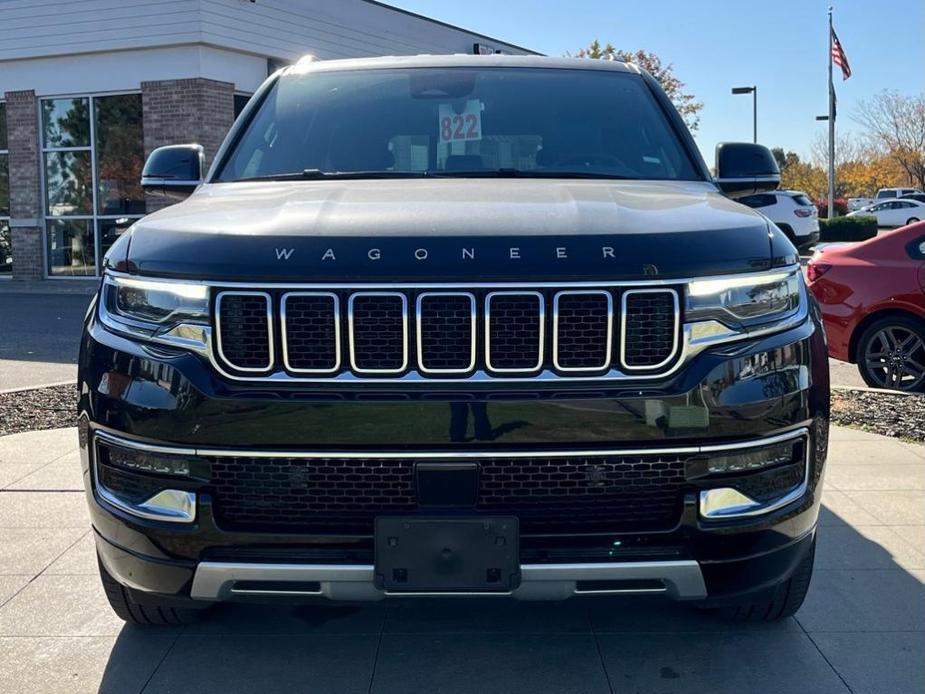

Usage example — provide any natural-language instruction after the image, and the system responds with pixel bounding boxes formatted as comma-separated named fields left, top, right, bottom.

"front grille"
left=208, top=453, right=690, bottom=535
left=216, top=292, right=272, bottom=371
left=622, top=290, right=679, bottom=369
left=212, top=285, right=682, bottom=380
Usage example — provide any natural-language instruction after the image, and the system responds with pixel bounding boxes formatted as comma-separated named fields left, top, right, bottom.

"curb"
left=831, top=384, right=920, bottom=397
left=0, top=381, right=77, bottom=396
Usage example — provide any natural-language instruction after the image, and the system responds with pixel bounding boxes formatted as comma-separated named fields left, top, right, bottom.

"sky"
left=390, top=0, right=925, bottom=165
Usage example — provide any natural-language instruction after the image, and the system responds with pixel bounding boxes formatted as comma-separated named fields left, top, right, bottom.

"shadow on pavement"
left=96, top=500, right=925, bottom=694
left=0, top=293, right=91, bottom=366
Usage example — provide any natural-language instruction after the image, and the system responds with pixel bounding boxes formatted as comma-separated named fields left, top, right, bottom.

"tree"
left=855, top=91, right=925, bottom=190
left=573, top=41, right=703, bottom=132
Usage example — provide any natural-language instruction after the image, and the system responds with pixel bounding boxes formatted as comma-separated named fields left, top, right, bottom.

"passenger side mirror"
left=141, top=144, right=205, bottom=201
left=715, top=142, right=780, bottom=198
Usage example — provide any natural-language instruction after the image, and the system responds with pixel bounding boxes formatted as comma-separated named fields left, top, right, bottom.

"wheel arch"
left=848, top=308, right=925, bottom=363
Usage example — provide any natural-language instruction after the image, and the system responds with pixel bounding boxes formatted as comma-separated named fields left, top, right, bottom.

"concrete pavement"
left=0, top=425, right=922, bottom=693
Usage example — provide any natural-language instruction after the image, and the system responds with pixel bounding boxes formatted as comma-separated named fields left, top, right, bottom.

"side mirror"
left=715, top=142, right=780, bottom=198
left=141, top=144, right=205, bottom=201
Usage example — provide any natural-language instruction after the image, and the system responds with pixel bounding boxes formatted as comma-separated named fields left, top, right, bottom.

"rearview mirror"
left=141, top=144, right=205, bottom=201
left=715, top=142, right=780, bottom=198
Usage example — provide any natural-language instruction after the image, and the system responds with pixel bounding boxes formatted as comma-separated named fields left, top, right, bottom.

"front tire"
left=907, top=217, right=920, bottom=225
left=98, top=556, right=207, bottom=626
left=717, top=536, right=816, bottom=622
left=856, top=315, right=925, bottom=392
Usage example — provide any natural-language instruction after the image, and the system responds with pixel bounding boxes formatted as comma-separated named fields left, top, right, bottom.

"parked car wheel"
left=907, top=217, right=920, bottom=225
left=856, top=315, right=925, bottom=392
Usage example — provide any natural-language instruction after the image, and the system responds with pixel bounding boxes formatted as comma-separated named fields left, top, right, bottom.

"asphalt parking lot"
left=1, top=426, right=922, bottom=694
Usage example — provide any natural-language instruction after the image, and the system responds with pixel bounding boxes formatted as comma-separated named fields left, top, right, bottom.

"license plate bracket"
left=375, top=517, right=519, bottom=593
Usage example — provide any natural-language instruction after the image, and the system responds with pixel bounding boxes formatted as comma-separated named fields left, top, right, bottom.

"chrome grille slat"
left=212, top=285, right=682, bottom=380
left=215, top=291, right=273, bottom=372
left=485, top=291, right=545, bottom=374
left=553, top=290, right=613, bottom=372
left=281, top=292, right=340, bottom=374
left=348, top=292, right=408, bottom=374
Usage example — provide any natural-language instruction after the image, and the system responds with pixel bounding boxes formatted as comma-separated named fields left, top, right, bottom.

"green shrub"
left=819, top=215, right=878, bottom=242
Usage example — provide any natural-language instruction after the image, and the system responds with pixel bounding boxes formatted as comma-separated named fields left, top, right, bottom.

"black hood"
left=113, top=179, right=791, bottom=282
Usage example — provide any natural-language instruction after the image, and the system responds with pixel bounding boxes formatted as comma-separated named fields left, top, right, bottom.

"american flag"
left=831, top=29, right=851, bottom=80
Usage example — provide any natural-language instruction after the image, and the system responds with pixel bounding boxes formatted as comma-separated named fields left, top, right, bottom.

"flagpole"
left=828, top=6, right=836, bottom=219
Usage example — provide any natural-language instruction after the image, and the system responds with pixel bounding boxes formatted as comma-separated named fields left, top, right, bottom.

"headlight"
left=686, top=268, right=803, bottom=332
left=99, top=274, right=210, bottom=350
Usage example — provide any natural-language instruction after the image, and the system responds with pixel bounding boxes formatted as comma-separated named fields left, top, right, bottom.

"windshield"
left=215, top=67, right=701, bottom=182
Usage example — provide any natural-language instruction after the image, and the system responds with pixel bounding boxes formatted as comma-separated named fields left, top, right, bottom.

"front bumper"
left=80, top=307, right=830, bottom=604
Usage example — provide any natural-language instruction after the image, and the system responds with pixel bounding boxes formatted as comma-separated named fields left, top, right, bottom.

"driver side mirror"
left=715, top=142, right=780, bottom=198
left=141, top=144, right=205, bottom=201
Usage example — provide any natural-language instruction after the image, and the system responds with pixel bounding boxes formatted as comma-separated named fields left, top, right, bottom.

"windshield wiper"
left=236, top=169, right=427, bottom=182
left=427, top=168, right=631, bottom=180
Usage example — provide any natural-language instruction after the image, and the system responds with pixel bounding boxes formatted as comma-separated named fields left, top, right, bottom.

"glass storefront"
left=0, top=102, right=10, bottom=275
left=41, top=94, right=145, bottom=277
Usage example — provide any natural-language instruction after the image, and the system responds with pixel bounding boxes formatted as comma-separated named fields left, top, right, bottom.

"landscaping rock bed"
left=832, top=387, right=925, bottom=443
left=0, top=383, right=77, bottom=437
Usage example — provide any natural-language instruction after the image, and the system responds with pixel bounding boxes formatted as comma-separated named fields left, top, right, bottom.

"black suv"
left=78, top=55, right=829, bottom=625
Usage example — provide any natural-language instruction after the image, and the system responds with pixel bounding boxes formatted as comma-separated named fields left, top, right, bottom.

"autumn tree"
left=855, top=91, right=925, bottom=190
left=573, top=41, right=703, bottom=132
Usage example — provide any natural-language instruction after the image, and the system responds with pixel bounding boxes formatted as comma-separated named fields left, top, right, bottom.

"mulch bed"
left=832, top=387, right=925, bottom=443
left=0, top=383, right=78, bottom=437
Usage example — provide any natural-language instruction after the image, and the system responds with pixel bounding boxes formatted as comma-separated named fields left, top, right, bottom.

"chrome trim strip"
left=619, top=288, right=681, bottom=371
left=485, top=291, right=545, bottom=374
left=214, top=291, right=274, bottom=373
left=190, top=559, right=707, bottom=601
left=93, top=426, right=807, bottom=461
left=699, top=431, right=811, bottom=519
left=416, top=292, right=477, bottom=374
left=280, top=292, right=341, bottom=374
left=348, top=292, right=409, bottom=374
left=105, top=267, right=797, bottom=290
left=552, top=290, right=613, bottom=372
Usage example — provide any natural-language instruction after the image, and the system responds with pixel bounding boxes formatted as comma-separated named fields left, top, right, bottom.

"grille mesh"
left=350, top=294, right=406, bottom=372
left=283, top=294, right=339, bottom=372
left=622, top=291, right=678, bottom=368
left=419, top=294, right=474, bottom=372
left=555, top=293, right=611, bottom=369
left=217, top=294, right=271, bottom=370
left=208, top=454, right=689, bottom=534
left=487, top=293, right=542, bottom=371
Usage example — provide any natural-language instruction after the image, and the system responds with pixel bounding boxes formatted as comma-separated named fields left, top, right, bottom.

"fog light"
left=706, top=442, right=795, bottom=474
left=106, top=446, right=192, bottom=476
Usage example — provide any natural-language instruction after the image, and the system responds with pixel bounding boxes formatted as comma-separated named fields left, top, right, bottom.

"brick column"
left=141, top=78, right=234, bottom=211
left=5, top=90, right=44, bottom=280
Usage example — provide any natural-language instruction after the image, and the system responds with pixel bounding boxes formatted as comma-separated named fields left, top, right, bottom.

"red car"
left=807, top=221, right=925, bottom=392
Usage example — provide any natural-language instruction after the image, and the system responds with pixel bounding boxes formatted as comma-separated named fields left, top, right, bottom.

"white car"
left=739, top=190, right=820, bottom=250
left=875, top=187, right=922, bottom=201
left=848, top=198, right=925, bottom=227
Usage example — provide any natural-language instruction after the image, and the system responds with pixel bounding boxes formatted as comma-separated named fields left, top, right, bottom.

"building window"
left=41, top=94, right=145, bottom=277
left=0, top=102, right=10, bottom=275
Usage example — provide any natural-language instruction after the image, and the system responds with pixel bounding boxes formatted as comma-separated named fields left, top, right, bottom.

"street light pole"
left=731, top=86, right=758, bottom=143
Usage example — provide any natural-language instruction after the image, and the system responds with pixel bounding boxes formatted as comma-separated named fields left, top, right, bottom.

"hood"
left=118, top=179, right=782, bottom=281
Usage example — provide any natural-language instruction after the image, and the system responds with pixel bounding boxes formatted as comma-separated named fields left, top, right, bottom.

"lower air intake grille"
left=622, top=290, right=679, bottom=369
left=208, top=453, right=689, bottom=534
left=216, top=293, right=272, bottom=371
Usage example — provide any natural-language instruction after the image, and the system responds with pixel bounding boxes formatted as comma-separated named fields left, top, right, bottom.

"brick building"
left=0, top=0, right=532, bottom=281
